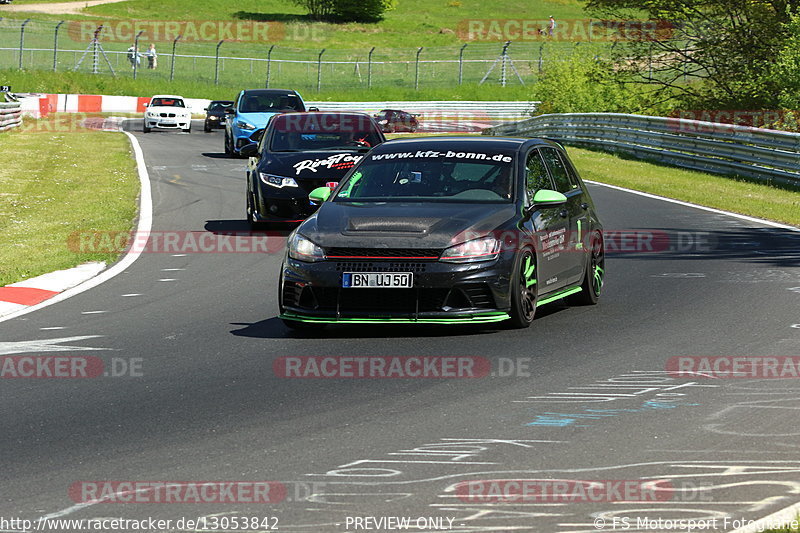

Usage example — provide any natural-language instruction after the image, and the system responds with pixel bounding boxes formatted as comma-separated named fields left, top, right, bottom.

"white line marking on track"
left=81, top=310, right=107, bottom=314
left=39, top=327, right=66, bottom=330
left=0, top=129, right=153, bottom=324
left=161, top=268, right=185, bottom=271
left=171, top=254, right=187, bottom=257
left=121, top=293, right=142, bottom=297
left=158, top=278, right=178, bottom=282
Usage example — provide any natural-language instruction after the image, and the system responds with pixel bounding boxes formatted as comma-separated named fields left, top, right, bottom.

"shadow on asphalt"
left=606, top=226, right=800, bottom=268
left=201, top=152, right=237, bottom=159
left=204, top=220, right=295, bottom=236
left=229, top=305, right=567, bottom=340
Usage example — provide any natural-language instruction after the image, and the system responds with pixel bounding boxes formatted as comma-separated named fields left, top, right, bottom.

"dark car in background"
left=242, top=112, right=385, bottom=228
left=278, top=136, right=605, bottom=330
left=374, top=109, right=420, bottom=133
left=203, top=100, right=233, bottom=132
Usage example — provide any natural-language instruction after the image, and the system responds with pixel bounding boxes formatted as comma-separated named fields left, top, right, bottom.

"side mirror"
left=532, top=189, right=567, bottom=207
left=240, top=143, right=259, bottom=157
left=308, top=106, right=320, bottom=112
left=203, top=107, right=208, bottom=112
left=143, top=103, right=148, bottom=107
left=309, top=186, right=331, bottom=203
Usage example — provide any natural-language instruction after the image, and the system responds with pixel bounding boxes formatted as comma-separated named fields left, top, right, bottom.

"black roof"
left=241, top=89, right=300, bottom=95
left=209, top=100, right=233, bottom=104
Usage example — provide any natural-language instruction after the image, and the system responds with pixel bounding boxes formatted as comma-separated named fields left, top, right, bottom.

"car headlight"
left=288, top=233, right=326, bottom=262
left=146, top=111, right=155, bottom=117
left=259, top=173, right=298, bottom=188
left=236, top=120, right=256, bottom=130
left=440, top=236, right=500, bottom=263
left=209, top=116, right=218, bottom=120
left=378, top=119, right=388, bottom=124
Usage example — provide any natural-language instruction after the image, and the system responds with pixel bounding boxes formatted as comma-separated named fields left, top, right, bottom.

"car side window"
left=540, top=147, right=577, bottom=194
left=525, top=149, right=552, bottom=201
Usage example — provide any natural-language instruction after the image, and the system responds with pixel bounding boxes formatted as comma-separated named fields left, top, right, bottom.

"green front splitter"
left=280, top=312, right=511, bottom=325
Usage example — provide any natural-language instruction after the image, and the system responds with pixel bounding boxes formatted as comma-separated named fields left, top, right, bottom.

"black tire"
left=183, top=123, right=191, bottom=133
left=568, top=230, right=604, bottom=305
left=204, top=121, right=211, bottom=132
left=143, top=124, right=150, bottom=133
left=224, top=132, right=233, bottom=156
left=507, top=248, right=537, bottom=329
left=246, top=190, right=265, bottom=230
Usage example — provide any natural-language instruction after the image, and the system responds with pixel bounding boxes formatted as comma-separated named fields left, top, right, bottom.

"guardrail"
left=485, top=113, right=800, bottom=186
left=0, top=96, right=22, bottom=132
left=307, top=101, right=539, bottom=120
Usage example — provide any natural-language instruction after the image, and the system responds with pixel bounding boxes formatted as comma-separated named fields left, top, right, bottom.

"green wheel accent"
left=576, top=220, right=584, bottom=250
left=593, top=265, right=604, bottom=295
left=523, top=256, right=537, bottom=287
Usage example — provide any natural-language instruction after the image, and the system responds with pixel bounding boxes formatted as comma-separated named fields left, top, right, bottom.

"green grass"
left=3, top=0, right=590, bottom=48
left=0, top=114, right=139, bottom=286
left=568, top=146, right=800, bottom=227
left=0, top=68, right=536, bottom=100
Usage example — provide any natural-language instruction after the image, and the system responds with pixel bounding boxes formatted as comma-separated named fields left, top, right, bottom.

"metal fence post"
left=133, top=30, right=144, bottom=79
left=19, top=19, right=31, bottom=69
left=214, top=40, right=224, bottom=84
left=317, top=48, right=325, bottom=91
left=170, top=34, right=181, bottom=81
left=458, top=43, right=467, bottom=85
left=265, top=44, right=275, bottom=88
left=414, top=47, right=423, bottom=90
left=367, top=46, right=375, bottom=88
left=53, top=21, right=64, bottom=71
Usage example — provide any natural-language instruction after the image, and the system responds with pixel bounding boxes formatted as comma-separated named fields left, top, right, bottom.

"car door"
left=524, top=148, right=571, bottom=292
left=539, top=146, right=586, bottom=285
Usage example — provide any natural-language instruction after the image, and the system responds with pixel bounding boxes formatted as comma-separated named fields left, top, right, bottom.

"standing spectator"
left=548, top=15, right=556, bottom=37
left=127, top=44, right=140, bottom=69
left=147, top=44, right=158, bottom=70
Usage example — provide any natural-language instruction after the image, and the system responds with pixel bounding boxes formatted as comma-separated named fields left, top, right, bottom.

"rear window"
left=269, top=114, right=382, bottom=152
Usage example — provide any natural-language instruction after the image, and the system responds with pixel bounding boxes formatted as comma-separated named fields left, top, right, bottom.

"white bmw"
left=143, top=95, right=192, bottom=133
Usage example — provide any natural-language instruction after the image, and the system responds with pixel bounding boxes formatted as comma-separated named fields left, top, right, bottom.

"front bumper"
left=254, top=180, right=332, bottom=222
left=279, top=255, right=514, bottom=323
left=145, top=117, right=191, bottom=129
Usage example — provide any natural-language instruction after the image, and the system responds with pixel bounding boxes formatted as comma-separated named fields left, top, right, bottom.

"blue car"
left=224, top=89, right=306, bottom=157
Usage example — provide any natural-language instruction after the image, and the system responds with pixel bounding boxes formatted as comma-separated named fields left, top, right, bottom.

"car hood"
left=260, top=151, right=366, bottom=179
left=299, top=202, right=517, bottom=249
left=236, top=111, right=284, bottom=128
left=147, top=107, right=190, bottom=114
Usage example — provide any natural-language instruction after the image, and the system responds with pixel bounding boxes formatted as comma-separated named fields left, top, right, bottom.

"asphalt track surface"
left=1, top=121, right=800, bottom=532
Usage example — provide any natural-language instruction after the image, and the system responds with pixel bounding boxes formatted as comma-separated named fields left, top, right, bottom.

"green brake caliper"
left=524, top=256, right=536, bottom=287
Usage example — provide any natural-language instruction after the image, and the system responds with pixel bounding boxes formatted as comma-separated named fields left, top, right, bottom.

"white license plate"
left=342, top=272, right=413, bottom=288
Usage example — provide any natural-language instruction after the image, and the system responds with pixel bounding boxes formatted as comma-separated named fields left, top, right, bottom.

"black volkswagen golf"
left=279, top=137, right=604, bottom=329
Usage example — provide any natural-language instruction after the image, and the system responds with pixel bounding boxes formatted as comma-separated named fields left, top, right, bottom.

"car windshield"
left=269, top=115, right=382, bottom=152
left=333, top=149, right=516, bottom=203
left=239, top=93, right=303, bottom=113
left=208, top=102, right=232, bottom=111
left=151, top=98, right=185, bottom=107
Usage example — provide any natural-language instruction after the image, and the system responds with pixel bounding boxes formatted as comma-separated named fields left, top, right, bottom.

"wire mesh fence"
left=0, top=18, right=611, bottom=91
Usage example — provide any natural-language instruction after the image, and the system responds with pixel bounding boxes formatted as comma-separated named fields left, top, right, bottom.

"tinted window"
left=151, top=98, right=185, bottom=108
left=540, top=147, right=576, bottom=194
left=269, top=114, right=382, bottom=152
left=209, top=102, right=232, bottom=111
left=525, top=149, right=551, bottom=196
left=239, top=93, right=303, bottom=113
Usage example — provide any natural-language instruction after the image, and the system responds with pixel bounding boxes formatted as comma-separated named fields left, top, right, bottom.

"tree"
left=292, top=0, right=336, bottom=20
left=293, top=0, right=396, bottom=22
left=584, top=0, right=800, bottom=109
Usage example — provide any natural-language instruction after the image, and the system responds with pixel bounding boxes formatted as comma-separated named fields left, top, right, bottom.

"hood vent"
left=346, top=217, right=440, bottom=234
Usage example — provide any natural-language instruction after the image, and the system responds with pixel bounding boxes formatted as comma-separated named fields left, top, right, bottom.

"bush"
left=333, top=0, right=396, bottom=22
left=530, top=49, right=670, bottom=115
